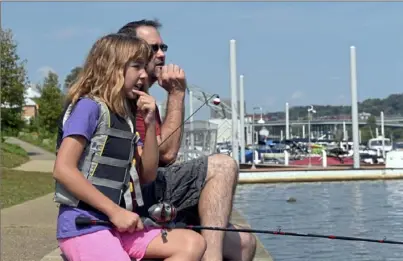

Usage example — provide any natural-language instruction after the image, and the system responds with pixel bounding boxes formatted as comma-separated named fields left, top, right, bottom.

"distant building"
left=22, top=86, right=40, bottom=122
left=0, top=85, right=39, bottom=122
left=359, top=112, right=371, bottom=120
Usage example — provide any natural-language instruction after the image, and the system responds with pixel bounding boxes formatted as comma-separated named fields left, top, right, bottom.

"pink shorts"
left=59, top=228, right=162, bottom=261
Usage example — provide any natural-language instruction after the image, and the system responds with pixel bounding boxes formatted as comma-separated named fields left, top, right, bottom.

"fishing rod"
left=75, top=216, right=403, bottom=246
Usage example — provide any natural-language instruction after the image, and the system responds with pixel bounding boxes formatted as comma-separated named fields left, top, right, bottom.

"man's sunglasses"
left=150, top=43, right=168, bottom=53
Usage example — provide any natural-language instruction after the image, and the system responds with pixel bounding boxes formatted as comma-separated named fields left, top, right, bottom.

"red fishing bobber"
left=213, top=96, right=221, bottom=105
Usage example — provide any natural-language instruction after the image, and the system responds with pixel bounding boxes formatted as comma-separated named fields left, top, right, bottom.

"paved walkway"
left=1, top=194, right=59, bottom=261
left=5, top=137, right=56, bottom=173
left=2, top=137, right=58, bottom=261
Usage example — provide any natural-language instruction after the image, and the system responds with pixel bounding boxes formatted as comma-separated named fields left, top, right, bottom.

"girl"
left=53, top=33, right=206, bottom=261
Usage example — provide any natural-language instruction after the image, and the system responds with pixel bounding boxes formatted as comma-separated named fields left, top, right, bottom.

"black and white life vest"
left=54, top=97, right=144, bottom=213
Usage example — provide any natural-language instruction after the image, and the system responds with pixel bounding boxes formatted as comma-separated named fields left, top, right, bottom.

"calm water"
left=234, top=180, right=403, bottom=261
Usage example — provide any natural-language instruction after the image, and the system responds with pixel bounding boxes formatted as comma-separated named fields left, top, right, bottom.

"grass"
left=0, top=140, right=54, bottom=209
left=0, top=168, right=54, bottom=209
left=1, top=141, right=29, bottom=168
left=18, top=131, right=56, bottom=153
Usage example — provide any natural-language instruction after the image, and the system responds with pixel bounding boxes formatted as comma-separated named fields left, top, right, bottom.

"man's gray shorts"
left=137, top=155, right=208, bottom=225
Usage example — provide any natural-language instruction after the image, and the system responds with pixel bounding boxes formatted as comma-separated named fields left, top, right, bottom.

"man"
left=118, top=19, right=256, bottom=261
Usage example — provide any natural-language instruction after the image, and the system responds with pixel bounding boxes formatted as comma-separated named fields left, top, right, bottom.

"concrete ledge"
left=41, top=248, right=138, bottom=261
left=40, top=248, right=66, bottom=261
left=238, top=168, right=403, bottom=184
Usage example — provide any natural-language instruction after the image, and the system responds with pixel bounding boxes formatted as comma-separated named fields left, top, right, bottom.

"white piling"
left=239, top=75, right=246, bottom=163
left=229, top=39, right=239, bottom=164
left=343, top=121, right=346, bottom=141
left=322, top=150, right=327, bottom=168
left=381, top=111, right=385, bottom=158
left=350, top=46, right=360, bottom=169
left=285, top=102, right=290, bottom=139
left=376, top=128, right=379, bottom=137
left=284, top=150, right=289, bottom=166
left=302, top=125, right=305, bottom=138
left=189, top=90, right=194, bottom=151
left=281, top=130, right=283, bottom=141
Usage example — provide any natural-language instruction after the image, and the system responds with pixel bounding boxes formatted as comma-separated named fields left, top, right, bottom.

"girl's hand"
left=133, top=90, right=156, bottom=126
left=108, top=207, right=144, bottom=233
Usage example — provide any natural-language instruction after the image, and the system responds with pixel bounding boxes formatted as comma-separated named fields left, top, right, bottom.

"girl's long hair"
left=67, top=33, right=152, bottom=117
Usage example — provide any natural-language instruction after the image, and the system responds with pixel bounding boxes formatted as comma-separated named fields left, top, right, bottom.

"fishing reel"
left=145, top=202, right=177, bottom=240
left=147, top=202, right=177, bottom=224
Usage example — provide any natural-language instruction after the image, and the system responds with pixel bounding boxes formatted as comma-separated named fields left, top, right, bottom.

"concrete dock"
left=238, top=164, right=403, bottom=184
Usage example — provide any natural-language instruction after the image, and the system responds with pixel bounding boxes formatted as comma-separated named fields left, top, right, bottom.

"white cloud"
left=37, top=66, right=56, bottom=79
left=46, top=27, right=101, bottom=41
left=291, top=90, right=304, bottom=100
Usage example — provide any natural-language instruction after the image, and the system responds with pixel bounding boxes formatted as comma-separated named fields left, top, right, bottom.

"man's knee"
left=207, top=154, right=239, bottom=182
left=241, top=232, right=257, bottom=256
left=223, top=226, right=257, bottom=261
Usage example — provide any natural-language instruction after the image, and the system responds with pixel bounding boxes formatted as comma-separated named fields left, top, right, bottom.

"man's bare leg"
left=223, top=224, right=257, bottom=261
left=198, top=154, right=239, bottom=261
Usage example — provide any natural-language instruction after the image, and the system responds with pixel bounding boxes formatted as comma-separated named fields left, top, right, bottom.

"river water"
left=234, top=180, right=403, bottom=261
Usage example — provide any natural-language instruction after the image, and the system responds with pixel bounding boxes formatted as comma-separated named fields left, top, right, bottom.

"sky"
left=3, top=2, right=403, bottom=119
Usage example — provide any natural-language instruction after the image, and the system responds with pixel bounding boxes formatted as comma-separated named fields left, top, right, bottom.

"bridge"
left=249, top=118, right=403, bottom=128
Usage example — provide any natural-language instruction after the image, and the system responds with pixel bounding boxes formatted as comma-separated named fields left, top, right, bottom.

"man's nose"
left=156, top=48, right=165, bottom=60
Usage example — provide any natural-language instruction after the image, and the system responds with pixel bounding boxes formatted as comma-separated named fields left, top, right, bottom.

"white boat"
left=367, top=136, right=393, bottom=152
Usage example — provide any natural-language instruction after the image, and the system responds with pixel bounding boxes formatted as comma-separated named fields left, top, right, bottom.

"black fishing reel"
left=147, top=202, right=177, bottom=224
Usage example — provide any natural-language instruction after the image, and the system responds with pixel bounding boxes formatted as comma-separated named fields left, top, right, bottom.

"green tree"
left=366, top=115, right=377, bottom=137
left=0, top=28, right=29, bottom=134
left=63, top=66, right=82, bottom=93
left=36, top=71, right=63, bottom=134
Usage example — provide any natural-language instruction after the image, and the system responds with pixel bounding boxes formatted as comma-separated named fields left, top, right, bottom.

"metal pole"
left=252, top=113, right=255, bottom=168
left=343, top=121, right=346, bottom=141
left=308, top=111, right=311, bottom=167
left=239, top=75, right=246, bottom=163
left=260, top=108, right=263, bottom=122
left=381, top=111, right=385, bottom=158
left=350, top=46, right=360, bottom=168
left=229, top=39, right=239, bottom=164
left=285, top=102, right=289, bottom=140
left=189, top=90, right=194, bottom=152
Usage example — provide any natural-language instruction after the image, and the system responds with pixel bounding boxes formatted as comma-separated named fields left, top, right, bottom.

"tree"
left=36, top=71, right=64, bottom=134
left=64, top=66, right=82, bottom=93
left=0, top=28, right=29, bottom=133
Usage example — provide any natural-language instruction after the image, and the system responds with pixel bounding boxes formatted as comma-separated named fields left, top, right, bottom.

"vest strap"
left=88, top=176, right=124, bottom=190
left=97, top=127, right=136, bottom=140
left=92, top=154, right=130, bottom=168
left=130, top=162, right=144, bottom=207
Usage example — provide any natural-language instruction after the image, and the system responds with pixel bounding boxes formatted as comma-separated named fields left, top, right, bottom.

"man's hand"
left=157, top=64, right=187, bottom=94
left=133, top=90, right=156, bottom=126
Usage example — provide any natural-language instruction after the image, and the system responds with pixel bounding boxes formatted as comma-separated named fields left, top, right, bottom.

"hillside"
left=265, top=93, right=403, bottom=120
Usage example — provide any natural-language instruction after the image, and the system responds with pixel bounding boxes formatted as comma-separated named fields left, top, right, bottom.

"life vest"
left=54, top=97, right=144, bottom=213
